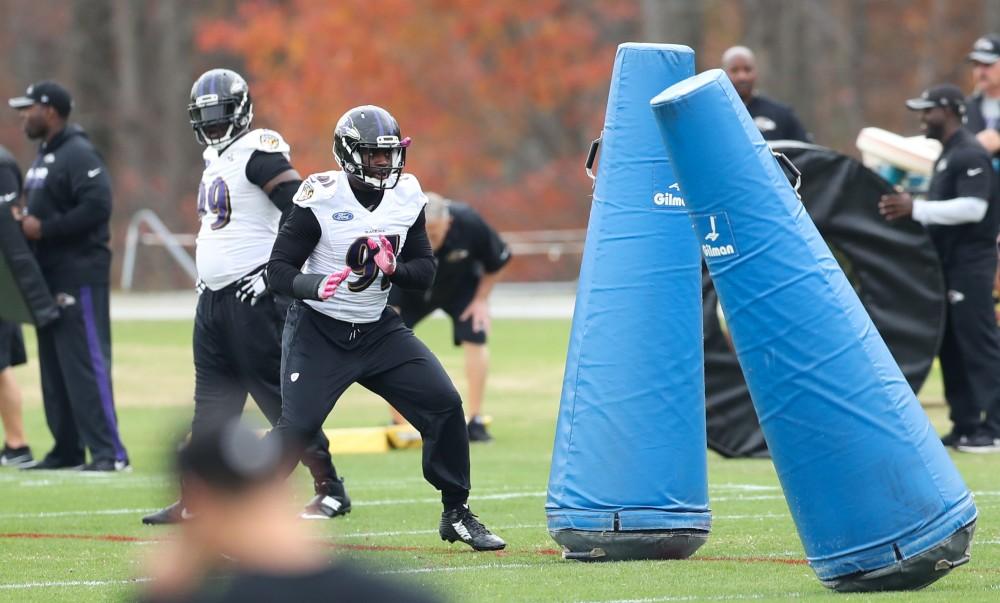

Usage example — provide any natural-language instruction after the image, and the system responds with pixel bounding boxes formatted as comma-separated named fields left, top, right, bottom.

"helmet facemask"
left=188, top=91, right=253, bottom=150
left=349, top=137, right=410, bottom=190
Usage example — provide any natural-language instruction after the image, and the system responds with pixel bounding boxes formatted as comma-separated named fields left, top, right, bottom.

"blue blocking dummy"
left=650, top=70, right=976, bottom=591
left=546, top=44, right=709, bottom=561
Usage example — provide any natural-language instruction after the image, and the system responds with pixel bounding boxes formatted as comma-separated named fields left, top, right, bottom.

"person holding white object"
left=880, top=84, right=1000, bottom=453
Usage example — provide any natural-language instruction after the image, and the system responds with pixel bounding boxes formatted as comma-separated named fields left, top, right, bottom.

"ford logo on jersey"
left=332, top=211, right=354, bottom=221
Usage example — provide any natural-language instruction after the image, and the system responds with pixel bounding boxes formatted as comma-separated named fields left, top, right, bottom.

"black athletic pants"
left=193, top=287, right=336, bottom=485
left=939, top=266, right=1000, bottom=438
left=36, top=284, right=127, bottom=465
left=273, top=302, right=470, bottom=508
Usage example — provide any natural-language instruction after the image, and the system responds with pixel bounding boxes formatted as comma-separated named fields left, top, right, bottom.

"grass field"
left=0, top=317, right=997, bottom=602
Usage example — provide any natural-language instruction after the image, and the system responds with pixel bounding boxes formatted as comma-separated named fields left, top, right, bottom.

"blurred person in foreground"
left=142, top=69, right=349, bottom=525
left=722, top=45, right=811, bottom=142
left=0, top=144, right=33, bottom=467
left=8, top=81, right=129, bottom=471
left=266, top=105, right=506, bottom=551
left=139, top=419, right=440, bottom=603
left=879, top=84, right=1000, bottom=453
left=387, top=192, right=511, bottom=442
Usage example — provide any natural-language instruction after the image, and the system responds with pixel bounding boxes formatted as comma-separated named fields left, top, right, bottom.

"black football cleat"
left=142, top=501, right=191, bottom=525
left=439, top=505, right=506, bottom=551
left=301, top=478, right=351, bottom=519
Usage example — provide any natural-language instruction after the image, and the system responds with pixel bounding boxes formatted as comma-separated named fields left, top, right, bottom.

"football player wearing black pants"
left=142, top=70, right=349, bottom=525
left=266, top=105, right=505, bottom=551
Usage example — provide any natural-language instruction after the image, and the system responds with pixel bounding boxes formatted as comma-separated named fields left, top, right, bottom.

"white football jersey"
left=195, top=129, right=290, bottom=290
left=295, top=171, right=427, bottom=323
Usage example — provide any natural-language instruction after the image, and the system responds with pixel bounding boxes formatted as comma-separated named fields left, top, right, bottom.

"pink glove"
left=368, top=235, right=397, bottom=275
left=318, top=267, right=352, bottom=300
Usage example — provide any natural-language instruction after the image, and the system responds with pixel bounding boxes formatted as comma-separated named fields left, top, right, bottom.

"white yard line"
left=574, top=593, right=803, bottom=603
left=0, top=578, right=152, bottom=590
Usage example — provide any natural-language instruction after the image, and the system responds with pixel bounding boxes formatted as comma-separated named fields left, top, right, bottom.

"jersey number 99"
left=197, top=177, right=232, bottom=230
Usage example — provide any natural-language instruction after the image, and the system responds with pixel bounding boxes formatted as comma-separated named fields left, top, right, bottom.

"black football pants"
left=193, top=288, right=337, bottom=484
left=273, top=302, right=471, bottom=508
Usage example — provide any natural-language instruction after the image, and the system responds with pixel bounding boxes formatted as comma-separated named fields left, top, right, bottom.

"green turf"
left=0, top=318, right=996, bottom=602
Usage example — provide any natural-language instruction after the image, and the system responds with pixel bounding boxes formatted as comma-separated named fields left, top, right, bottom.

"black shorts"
left=0, top=320, right=27, bottom=370
left=387, top=280, right=485, bottom=346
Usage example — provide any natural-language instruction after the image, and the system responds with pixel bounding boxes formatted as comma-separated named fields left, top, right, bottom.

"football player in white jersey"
left=143, top=69, right=349, bottom=525
left=266, top=106, right=505, bottom=551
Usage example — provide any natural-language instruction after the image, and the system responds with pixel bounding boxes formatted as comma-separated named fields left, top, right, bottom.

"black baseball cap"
left=905, top=84, right=967, bottom=116
left=8, top=80, right=73, bottom=117
left=968, top=34, right=1000, bottom=65
left=176, top=419, right=284, bottom=492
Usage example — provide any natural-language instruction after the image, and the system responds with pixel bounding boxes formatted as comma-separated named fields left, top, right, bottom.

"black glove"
left=235, top=266, right=269, bottom=306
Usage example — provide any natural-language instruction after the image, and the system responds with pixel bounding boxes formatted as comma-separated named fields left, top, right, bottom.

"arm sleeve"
left=245, top=150, right=294, bottom=188
left=246, top=150, right=299, bottom=221
left=267, top=180, right=301, bottom=224
left=389, top=209, right=437, bottom=289
left=0, top=164, right=20, bottom=203
left=40, top=150, right=112, bottom=239
left=912, top=197, right=989, bottom=225
left=266, top=205, right=325, bottom=300
left=469, top=211, right=512, bottom=273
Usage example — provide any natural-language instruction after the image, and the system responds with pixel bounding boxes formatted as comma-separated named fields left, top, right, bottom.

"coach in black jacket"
left=722, top=45, right=811, bottom=143
left=9, top=81, right=129, bottom=471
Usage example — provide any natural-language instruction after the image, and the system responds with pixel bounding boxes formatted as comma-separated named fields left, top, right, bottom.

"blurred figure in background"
left=138, top=419, right=440, bottom=603
left=962, top=34, right=1000, bottom=302
left=0, top=144, right=33, bottom=467
left=722, top=45, right=812, bottom=143
left=9, top=81, right=129, bottom=471
left=388, top=193, right=511, bottom=442
left=965, top=34, right=1000, bottom=160
left=879, top=84, right=1000, bottom=453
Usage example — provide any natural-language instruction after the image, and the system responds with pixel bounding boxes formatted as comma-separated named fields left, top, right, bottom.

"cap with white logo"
left=969, top=34, right=1000, bottom=65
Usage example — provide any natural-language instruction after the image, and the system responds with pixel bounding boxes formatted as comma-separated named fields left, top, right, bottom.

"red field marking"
left=0, top=533, right=808, bottom=565
left=0, top=532, right=158, bottom=543
left=537, top=547, right=807, bottom=566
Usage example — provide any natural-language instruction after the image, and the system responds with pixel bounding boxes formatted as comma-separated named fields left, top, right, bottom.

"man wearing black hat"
left=965, top=34, right=1000, bottom=158
left=8, top=81, right=130, bottom=471
left=879, top=84, right=1000, bottom=453
left=138, top=419, right=439, bottom=603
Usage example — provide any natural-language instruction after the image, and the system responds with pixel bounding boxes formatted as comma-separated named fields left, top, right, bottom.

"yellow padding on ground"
left=323, top=426, right=390, bottom=454
left=386, top=416, right=493, bottom=450
left=322, top=416, right=494, bottom=454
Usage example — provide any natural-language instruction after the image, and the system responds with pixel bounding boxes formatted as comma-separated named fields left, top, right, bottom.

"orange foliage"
left=197, top=0, right=634, bottom=234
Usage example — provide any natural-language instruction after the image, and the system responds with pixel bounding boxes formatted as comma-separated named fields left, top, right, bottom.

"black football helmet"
left=332, top=105, right=411, bottom=190
left=188, top=69, right=253, bottom=149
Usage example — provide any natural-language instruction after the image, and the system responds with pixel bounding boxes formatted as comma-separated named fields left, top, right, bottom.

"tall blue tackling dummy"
left=650, top=70, right=976, bottom=591
left=546, top=44, right=710, bottom=561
